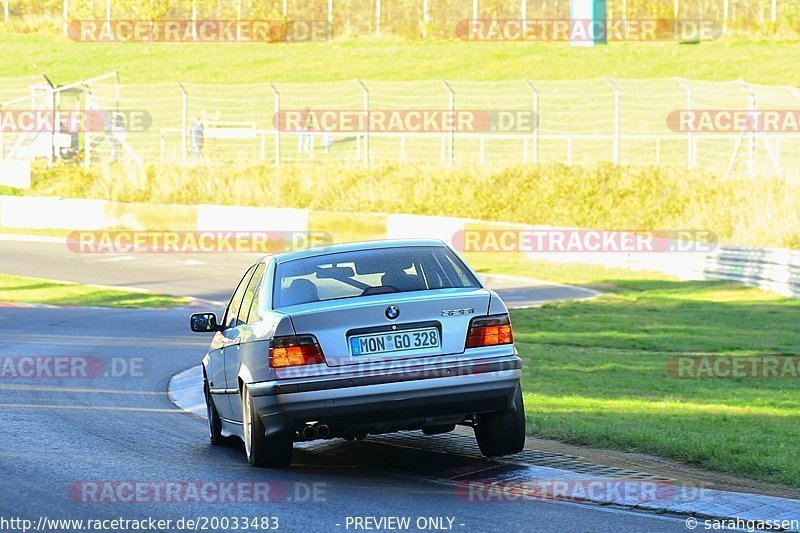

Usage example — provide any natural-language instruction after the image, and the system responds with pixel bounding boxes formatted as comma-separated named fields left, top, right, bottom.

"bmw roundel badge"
left=385, top=306, right=400, bottom=320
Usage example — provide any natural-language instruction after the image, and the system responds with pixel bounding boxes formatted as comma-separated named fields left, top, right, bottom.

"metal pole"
left=236, top=0, right=241, bottom=41
left=105, top=0, right=111, bottom=24
left=605, top=78, right=621, bottom=165
left=740, top=81, right=757, bottom=176
left=521, top=0, right=526, bottom=25
left=4, top=0, right=8, bottom=23
left=676, top=77, right=694, bottom=169
left=772, top=0, right=777, bottom=23
left=328, top=0, right=333, bottom=41
left=524, top=80, right=538, bottom=164
left=422, top=0, right=429, bottom=38
left=375, top=0, right=381, bottom=37
left=621, top=0, right=626, bottom=22
left=357, top=80, right=370, bottom=169
left=473, top=0, right=478, bottom=20
left=270, top=83, right=280, bottom=167
left=282, top=0, right=287, bottom=17
left=50, top=89, right=57, bottom=163
left=178, top=83, right=187, bottom=163
left=114, top=71, right=120, bottom=113
left=191, top=0, right=197, bottom=42
left=63, top=0, right=69, bottom=38
left=723, top=0, right=729, bottom=34
left=443, top=80, right=455, bottom=169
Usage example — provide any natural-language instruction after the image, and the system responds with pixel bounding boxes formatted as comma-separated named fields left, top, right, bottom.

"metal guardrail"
left=703, top=245, right=800, bottom=297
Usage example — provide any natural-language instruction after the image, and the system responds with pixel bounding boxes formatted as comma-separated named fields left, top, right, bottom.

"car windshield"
left=274, top=246, right=481, bottom=308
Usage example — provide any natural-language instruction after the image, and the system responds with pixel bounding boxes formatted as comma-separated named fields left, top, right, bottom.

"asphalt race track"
left=0, top=240, right=691, bottom=532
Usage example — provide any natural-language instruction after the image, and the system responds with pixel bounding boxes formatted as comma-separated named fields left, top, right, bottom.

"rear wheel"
left=242, top=384, right=293, bottom=468
left=474, top=385, right=526, bottom=457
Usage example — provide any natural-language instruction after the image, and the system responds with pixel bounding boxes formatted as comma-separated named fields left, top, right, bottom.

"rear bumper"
left=248, top=356, right=521, bottom=437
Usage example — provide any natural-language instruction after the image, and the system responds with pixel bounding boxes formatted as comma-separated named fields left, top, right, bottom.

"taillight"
left=269, top=335, right=326, bottom=368
left=465, top=314, right=513, bottom=348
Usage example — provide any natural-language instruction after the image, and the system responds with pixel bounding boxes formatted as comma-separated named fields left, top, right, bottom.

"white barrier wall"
left=0, top=196, right=106, bottom=229
left=0, top=160, right=31, bottom=189
left=196, top=204, right=309, bottom=233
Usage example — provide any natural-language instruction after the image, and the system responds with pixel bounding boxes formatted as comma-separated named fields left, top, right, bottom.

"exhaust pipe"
left=301, top=424, right=317, bottom=440
left=316, top=424, right=330, bottom=438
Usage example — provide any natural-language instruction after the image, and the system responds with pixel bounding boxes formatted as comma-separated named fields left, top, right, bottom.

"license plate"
left=349, top=327, right=440, bottom=356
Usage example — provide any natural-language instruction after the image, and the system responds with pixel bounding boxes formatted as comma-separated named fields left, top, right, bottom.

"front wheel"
left=474, top=385, right=526, bottom=457
left=241, top=384, right=293, bottom=468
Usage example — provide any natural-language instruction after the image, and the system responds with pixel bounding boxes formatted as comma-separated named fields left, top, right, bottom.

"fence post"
left=178, top=83, right=187, bottom=163
left=723, top=0, right=729, bottom=34
left=605, top=78, right=621, bottom=165
left=357, top=80, right=370, bottom=169
left=422, top=0, right=429, bottom=38
left=105, top=0, right=111, bottom=25
left=375, top=0, right=381, bottom=37
left=676, top=77, right=694, bottom=169
left=282, top=0, right=287, bottom=17
left=740, top=81, right=757, bottom=176
left=191, top=0, right=197, bottom=42
left=3, top=0, right=8, bottom=23
left=772, top=0, right=778, bottom=23
left=328, top=0, right=333, bottom=40
left=521, top=0, right=527, bottom=24
left=63, top=0, right=68, bottom=38
left=50, top=88, right=57, bottom=163
left=236, top=0, right=242, bottom=41
left=443, top=81, right=455, bottom=169
left=270, top=83, right=280, bottom=167
left=473, top=0, right=478, bottom=20
left=524, top=80, right=538, bottom=163
left=673, top=0, right=679, bottom=37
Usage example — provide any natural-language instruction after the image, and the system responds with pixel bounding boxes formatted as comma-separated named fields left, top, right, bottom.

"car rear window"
left=274, top=246, right=481, bottom=308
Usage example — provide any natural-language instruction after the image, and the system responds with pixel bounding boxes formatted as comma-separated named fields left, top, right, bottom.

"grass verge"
left=479, top=255, right=800, bottom=487
left=0, top=273, right=191, bottom=308
left=1, top=35, right=799, bottom=85
left=21, top=161, right=800, bottom=248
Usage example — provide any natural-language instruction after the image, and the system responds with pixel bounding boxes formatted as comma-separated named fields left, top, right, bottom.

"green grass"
left=485, top=256, right=800, bottom=487
left=1, top=34, right=799, bottom=85
left=0, top=273, right=191, bottom=308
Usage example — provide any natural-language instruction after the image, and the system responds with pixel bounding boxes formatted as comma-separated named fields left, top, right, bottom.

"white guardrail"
left=0, top=195, right=797, bottom=298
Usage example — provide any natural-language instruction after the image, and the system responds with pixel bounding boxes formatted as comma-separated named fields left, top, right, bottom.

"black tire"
left=242, top=384, right=293, bottom=468
left=205, top=382, right=237, bottom=446
left=474, top=385, right=526, bottom=457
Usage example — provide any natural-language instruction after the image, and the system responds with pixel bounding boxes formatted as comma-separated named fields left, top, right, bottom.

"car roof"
left=268, top=238, right=448, bottom=264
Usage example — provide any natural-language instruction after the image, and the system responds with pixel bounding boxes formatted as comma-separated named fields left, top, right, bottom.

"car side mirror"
left=190, top=312, right=222, bottom=332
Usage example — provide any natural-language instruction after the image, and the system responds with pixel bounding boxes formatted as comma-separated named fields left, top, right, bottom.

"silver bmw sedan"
left=191, top=239, right=525, bottom=467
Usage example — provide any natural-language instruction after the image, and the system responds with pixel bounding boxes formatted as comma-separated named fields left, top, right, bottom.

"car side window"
left=242, top=263, right=266, bottom=324
left=224, top=265, right=257, bottom=330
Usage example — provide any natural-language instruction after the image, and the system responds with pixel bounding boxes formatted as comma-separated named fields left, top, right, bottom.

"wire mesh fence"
left=1, top=0, right=799, bottom=38
left=2, top=74, right=800, bottom=180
